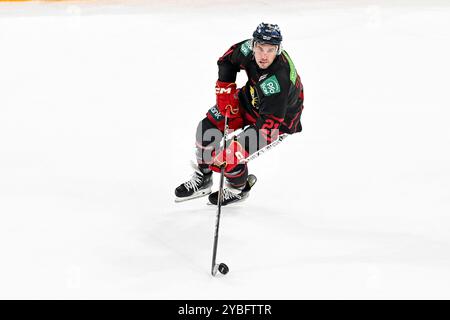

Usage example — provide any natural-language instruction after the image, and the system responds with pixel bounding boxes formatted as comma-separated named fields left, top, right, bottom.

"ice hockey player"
left=175, top=22, right=304, bottom=205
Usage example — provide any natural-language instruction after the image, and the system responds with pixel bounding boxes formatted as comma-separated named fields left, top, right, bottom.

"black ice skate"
left=208, top=174, right=257, bottom=206
left=174, top=166, right=213, bottom=202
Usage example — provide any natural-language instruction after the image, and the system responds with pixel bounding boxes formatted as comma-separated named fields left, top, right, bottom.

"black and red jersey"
left=218, top=39, right=304, bottom=134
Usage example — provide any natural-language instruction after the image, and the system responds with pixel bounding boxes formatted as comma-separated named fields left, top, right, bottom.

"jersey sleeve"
left=217, top=39, right=253, bottom=83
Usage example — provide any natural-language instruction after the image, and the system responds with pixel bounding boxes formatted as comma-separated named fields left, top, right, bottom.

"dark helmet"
left=252, top=22, right=283, bottom=46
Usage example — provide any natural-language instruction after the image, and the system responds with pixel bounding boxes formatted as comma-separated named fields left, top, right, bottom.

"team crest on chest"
left=249, top=85, right=259, bottom=109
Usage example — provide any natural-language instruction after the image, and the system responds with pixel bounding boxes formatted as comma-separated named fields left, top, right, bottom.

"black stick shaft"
left=211, top=114, right=228, bottom=276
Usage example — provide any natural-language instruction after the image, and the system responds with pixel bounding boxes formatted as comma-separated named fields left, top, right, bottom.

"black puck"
left=218, top=263, right=229, bottom=275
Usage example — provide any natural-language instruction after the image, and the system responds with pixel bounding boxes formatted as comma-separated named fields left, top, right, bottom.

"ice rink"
left=1, top=0, right=450, bottom=299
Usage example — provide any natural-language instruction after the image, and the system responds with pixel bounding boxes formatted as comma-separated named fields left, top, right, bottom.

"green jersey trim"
left=282, top=50, right=297, bottom=85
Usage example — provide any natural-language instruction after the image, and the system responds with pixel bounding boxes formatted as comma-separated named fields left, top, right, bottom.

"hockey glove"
left=215, top=80, right=240, bottom=118
left=210, top=140, right=249, bottom=173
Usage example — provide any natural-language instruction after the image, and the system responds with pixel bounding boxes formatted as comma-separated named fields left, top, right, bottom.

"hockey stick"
left=211, top=113, right=230, bottom=277
left=210, top=131, right=289, bottom=276
left=243, top=133, right=289, bottom=163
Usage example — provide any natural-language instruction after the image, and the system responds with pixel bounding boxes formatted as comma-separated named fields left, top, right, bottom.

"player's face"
left=253, top=42, right=278, bottom=69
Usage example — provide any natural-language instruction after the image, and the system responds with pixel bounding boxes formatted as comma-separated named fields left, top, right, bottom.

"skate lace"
left=183, top=172, right=203, bottom=192
left=222, top=188, right=242, bottom=201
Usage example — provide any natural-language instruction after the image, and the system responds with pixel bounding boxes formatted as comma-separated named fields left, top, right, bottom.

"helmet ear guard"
left=277, top=44, right=283, bottom=55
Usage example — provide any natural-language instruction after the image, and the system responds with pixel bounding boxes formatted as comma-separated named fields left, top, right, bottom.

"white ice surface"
left=1, top=0, right=450, bottom=299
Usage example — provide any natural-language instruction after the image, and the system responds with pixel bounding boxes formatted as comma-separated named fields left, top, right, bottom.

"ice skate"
left=174, top=165, right=213, bottom=202
left=208, top=174, right=257, bottom=206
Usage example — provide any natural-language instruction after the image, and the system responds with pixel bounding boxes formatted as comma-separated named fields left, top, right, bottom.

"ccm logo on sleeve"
left=216, top=88, right=232, bottom=94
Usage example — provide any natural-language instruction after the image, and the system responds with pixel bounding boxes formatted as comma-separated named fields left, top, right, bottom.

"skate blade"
left=174, top=188, right=212, bottom=203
